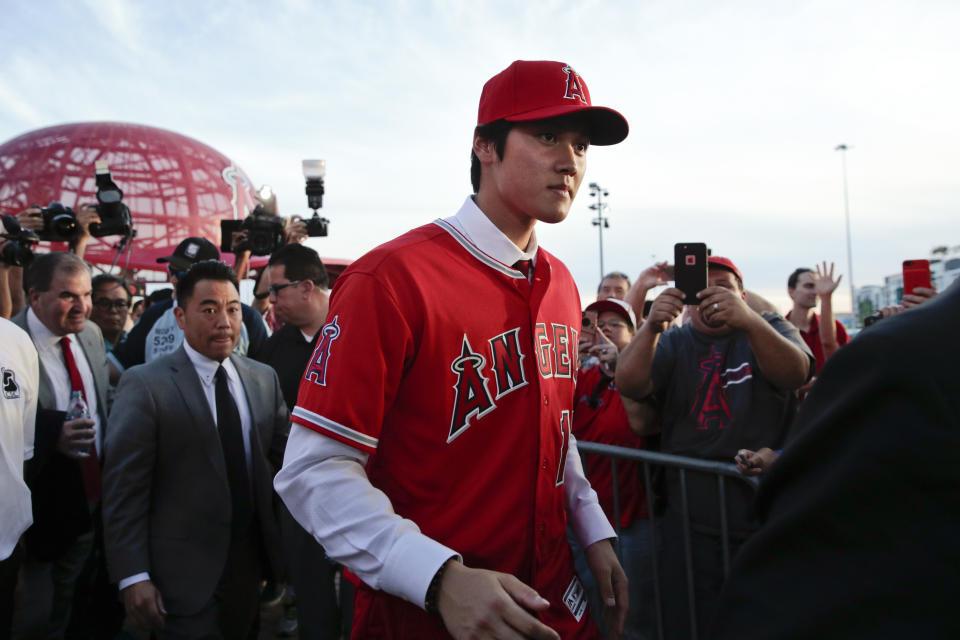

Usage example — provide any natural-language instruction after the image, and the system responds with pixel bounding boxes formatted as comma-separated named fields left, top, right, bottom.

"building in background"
left=855, top=246, right=960, bottom=320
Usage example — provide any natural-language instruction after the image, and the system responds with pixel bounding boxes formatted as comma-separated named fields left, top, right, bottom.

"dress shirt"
left=275, top=195, right=614, bottom=610
left=119, top=342, right=254, bottom=591
left=26, top=308, right=102, bottom=453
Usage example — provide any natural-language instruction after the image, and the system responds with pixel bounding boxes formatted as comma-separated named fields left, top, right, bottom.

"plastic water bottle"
left=65, top=390, right=91, bottom=457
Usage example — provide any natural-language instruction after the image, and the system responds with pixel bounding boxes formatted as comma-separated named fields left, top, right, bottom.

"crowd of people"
left=1, top=58, right=955, bottom=640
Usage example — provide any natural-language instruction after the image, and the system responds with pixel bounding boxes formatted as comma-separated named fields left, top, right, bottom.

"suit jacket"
left=11, top=309, right=110, bottom=560
left=101, top=346, right=289, bottom=616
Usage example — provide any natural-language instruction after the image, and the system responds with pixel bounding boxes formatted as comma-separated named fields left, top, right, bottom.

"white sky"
left=2, top=0, right=958, bottom=312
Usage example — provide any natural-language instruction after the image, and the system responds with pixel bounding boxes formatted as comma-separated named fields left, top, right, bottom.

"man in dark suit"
left=10, top=251, right=114, bottom=638
left=710, top=281, right=960, bottom=639
left=102, top=259, right=288, bottom=638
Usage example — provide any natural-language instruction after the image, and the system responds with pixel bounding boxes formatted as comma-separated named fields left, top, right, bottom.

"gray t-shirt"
left=651, top=312, right=814, bottom=532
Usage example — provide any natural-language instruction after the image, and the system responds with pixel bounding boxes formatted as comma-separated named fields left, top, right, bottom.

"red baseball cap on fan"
left=708, top=256, right=744, bottom=283
left=478, top=60, right=629, bottom=146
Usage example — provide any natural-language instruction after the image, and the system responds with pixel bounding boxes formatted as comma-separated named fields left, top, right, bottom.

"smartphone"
left=674, top=243, right=708, bottom=305
left=902, top=259, right=931, bottom=296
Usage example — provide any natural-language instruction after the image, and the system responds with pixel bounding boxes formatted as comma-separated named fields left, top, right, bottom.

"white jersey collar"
left=440, top=196, right=538, bottom=269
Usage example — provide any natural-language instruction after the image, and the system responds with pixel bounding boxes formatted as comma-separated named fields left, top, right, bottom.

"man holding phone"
left=616, top=255, right=813, bottom=639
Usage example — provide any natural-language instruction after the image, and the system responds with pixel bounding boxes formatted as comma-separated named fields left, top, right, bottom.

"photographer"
left=230, top=214, right=310, bottom=281
left=15, top=205, right=101, bottom=261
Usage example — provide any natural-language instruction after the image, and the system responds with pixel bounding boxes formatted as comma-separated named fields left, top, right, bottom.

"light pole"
left=835, top=144, right=857, bottom=327
left=589, top=182, right=610, bottom=282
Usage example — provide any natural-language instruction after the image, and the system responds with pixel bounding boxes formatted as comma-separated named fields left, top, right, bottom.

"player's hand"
left=637, top=260, right=670, bottom=291
left=436, top=560, right=559, bottom=640
left=735, top=448, right=780, bottom=476
left=57, top=418, right=95, bottom=459
left=697, top=286, right=753, bottom=331
left=16, top=207, right=44, bottom=232
left=812, top=261, right=842, bottom=297
left=584, top=539, right=628, bottom=640
left=642, top=288, right=684, bottom=335
left=588, top=325, right=619, bottom=375
left=122, top=580, right=167, bottom=630
left=902, top=286, right=937, bottom=309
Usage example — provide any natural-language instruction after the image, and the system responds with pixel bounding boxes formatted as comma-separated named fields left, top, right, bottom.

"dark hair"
left=788, top=267, right=813, bottom=290
left=470, top=119, right=514, bottom=193
left=175, top=260, right=239, bottom=305
left=91, top=274, right=130, bottom=300
left=268, top=244, right=329, bottom=289
left=146, top=288, right=173, bottom=307
left=598, top=271, right=631, bottom=294
left=131, top=299, right=145, bottom=313
left=24, top=251, right=90, bottom=293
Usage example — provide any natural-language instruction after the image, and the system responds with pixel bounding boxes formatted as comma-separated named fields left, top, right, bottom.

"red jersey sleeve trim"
left=290, top=406, right=378, bottom=454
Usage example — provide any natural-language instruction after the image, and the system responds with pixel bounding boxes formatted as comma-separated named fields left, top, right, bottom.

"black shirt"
left=254, top=322, right=318, bottom=411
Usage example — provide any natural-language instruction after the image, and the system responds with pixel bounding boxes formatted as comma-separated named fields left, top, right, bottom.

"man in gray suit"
left=10, top=251, right=114, bottom=638
left=102, top=259, right=288, bottom=638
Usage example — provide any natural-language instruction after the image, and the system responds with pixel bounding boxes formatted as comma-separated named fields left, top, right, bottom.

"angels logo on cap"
left=561, top=65, right=587, bottom=104
left=477, top=60, right=628, bottom=146
left=185, top=243, right=200, bottom=259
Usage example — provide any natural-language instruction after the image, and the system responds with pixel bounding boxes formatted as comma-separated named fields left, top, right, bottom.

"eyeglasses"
left=268, top=280, right=303, bottom=295
left=93, top=298, right=130, bottom=312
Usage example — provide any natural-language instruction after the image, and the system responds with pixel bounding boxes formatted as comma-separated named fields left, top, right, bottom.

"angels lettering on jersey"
left=690, top=344, right=752, bottom=430
left=448, top=323, right=575, bottom=443
left=303, top=318, right=578, bottom=444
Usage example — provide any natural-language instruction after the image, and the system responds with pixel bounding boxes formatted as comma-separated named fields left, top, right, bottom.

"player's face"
left=30, top=268, right=92, bottom=337
left=788, top=272, right=817, bottom=309
left=174, top=279, right=242, bottom=361
left=478, top=117, right=589, bottom=230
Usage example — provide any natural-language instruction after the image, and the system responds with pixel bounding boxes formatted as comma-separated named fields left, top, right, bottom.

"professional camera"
left=0, top=215, right=39, bottom=267
left=220, top=204, right=285, bottom=256
left=37, top=202, right=79, bottom=242
left=90, top=161, right=133, bottom=238
left=303, top=159, right=330, bottom=238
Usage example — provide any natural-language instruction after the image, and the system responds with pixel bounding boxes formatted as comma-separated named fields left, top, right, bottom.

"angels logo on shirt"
left=690, top=345, right=752, bottom=430
left=304, top=316, right=341, bottom=387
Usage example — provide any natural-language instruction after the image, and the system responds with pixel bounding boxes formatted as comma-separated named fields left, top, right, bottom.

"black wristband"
left=254, top=290, right=270, bottom=300
left=424, top=557, right=456, bottom=615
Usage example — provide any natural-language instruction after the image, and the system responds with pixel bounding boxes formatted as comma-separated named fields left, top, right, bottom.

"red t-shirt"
left=292, top=220, right=599, bottom=639
left=786, top=311, right=849, bottom=373
left=573, top=366, right=649, bottom=529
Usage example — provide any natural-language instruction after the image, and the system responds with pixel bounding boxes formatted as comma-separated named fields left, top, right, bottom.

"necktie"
left=513, top=259, right=533, bottom=281
left=215, top=365, right=253, bottom=534
left=60, top=336, right=101, bottom=502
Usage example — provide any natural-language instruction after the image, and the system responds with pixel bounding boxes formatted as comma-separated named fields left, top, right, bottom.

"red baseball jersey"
left=573, top=366, right=649, bottom=529
left=292, top=219, right=599, bottom=639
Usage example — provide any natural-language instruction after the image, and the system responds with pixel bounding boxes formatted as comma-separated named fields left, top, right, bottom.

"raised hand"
left=812, top=261, right=842, bottom=297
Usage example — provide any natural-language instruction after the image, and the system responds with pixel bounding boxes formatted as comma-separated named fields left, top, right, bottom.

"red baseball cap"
left=478, top=60, right=629, bottom=146
left=708, top=256, right=743, bottom=283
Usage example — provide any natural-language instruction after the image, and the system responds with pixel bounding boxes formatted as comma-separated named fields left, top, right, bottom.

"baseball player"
left=275, top=60, right=629, bottom=639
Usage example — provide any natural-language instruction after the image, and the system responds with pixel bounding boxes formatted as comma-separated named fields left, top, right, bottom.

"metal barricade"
left=576, top=441, right=760, bottom=640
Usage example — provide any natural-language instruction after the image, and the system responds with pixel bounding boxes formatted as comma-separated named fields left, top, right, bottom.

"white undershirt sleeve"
left=564, top=433, right=617, bottom=547
left=274, top=423, right=460, bottom=609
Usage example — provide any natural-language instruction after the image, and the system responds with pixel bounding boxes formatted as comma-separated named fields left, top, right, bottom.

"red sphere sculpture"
left=0, top=122, right=259, bottom=272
